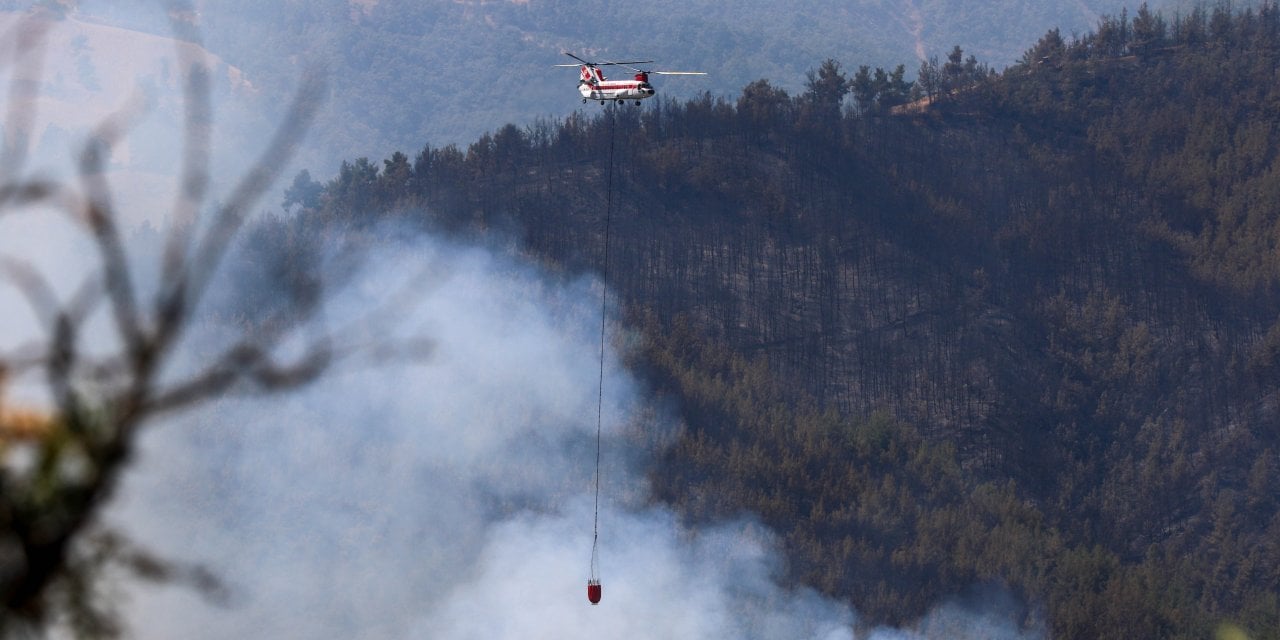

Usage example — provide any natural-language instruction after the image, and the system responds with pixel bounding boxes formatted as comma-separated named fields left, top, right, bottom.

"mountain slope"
left=275, top=5, right=1280, bottom=637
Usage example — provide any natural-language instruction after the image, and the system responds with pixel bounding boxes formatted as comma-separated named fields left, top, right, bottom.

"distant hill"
left=16, top=0, right=1200, bottom=169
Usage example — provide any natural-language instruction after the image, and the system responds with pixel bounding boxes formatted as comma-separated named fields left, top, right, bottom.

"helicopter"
left=556, top=52, right=706, bottom=106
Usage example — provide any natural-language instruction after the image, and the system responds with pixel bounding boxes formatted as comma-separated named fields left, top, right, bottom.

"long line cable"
left=591, top=106, right=616, bottom=584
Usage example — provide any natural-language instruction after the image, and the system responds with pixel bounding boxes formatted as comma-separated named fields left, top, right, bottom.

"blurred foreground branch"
left=0, top=6, right=369, bottom=636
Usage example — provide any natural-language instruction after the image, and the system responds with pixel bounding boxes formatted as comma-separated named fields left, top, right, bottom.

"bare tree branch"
left=0, top=4, right=434, bottom=635
left=141, top=338, right=333, bottom=416
left=0, top=10, right=51, bottom=183
left=0, top=258, right=62, bottom=330
left=160, top=6, right=211, bottom=319
left=176, top=70, right=328, bottom=331
left=0, top=179, right=57, bottom=212
left=77, top=100, right=152, bottom=370
left=0, top=7, right=343, bottom=635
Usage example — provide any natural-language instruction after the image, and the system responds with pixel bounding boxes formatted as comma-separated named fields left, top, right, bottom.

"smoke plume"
left=99, top=231, right=1042, bottom=640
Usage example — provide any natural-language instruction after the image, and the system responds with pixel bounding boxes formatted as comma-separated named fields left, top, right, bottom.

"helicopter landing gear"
left=582, top=98, right=588, bottom=104
left=600, top=100, right=606, bottom=105
left=634, top=101, right=641, bottom=106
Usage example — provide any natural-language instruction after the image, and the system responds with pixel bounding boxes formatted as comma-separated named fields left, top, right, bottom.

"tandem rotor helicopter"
left=556, top=52, right=706, bottom=105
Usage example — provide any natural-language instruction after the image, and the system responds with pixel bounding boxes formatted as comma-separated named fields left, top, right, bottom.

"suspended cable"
left=588, top=105, right=616, bottom=607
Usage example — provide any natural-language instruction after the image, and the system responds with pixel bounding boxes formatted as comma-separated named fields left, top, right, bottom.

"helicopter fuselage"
left=559, top=54, right=702, bottom=105
left=579, top=72, right=656, bottom=104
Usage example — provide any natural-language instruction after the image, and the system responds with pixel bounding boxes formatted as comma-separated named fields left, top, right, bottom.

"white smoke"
left=96, top=230, right=1043, bottom=640
left=104, top=234, right=846, bottom=639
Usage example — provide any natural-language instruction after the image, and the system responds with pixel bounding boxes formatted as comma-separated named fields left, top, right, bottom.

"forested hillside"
left=275, top=4, right=1280, bottom=638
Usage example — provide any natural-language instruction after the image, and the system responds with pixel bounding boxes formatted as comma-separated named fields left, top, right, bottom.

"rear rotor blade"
left=561, top=52, right=652, bottom=67
left=599, top=59, right=654, bottom=67
left=616, top=62, right=707, bottom=75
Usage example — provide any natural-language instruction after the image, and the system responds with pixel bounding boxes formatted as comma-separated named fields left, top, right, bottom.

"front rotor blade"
left=651, top=71, right=707, bottom=75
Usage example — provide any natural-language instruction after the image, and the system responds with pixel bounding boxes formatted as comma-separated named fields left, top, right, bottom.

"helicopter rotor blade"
left=598, top=60, right=655, bottom=67
left=559, top=53, right=705, bottom=75
left=560, top=52, right=655, bottom=67
left=558, top=51, right=650, bottom=65
left=616, top=62, right=707, bottom=75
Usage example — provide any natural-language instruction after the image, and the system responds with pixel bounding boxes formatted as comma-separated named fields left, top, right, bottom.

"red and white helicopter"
left=557, top=52, right=706, bottom=105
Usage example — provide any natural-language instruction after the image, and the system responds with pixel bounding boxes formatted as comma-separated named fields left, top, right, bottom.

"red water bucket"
left=587, top=580, right=602, bottom=605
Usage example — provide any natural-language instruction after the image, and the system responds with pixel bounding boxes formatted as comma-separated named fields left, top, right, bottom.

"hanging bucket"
left=587, top=579, right=602, bottom=605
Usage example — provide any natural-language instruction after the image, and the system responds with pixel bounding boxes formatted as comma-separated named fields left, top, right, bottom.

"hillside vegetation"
left=275, top=4, right=1280, bottom=638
